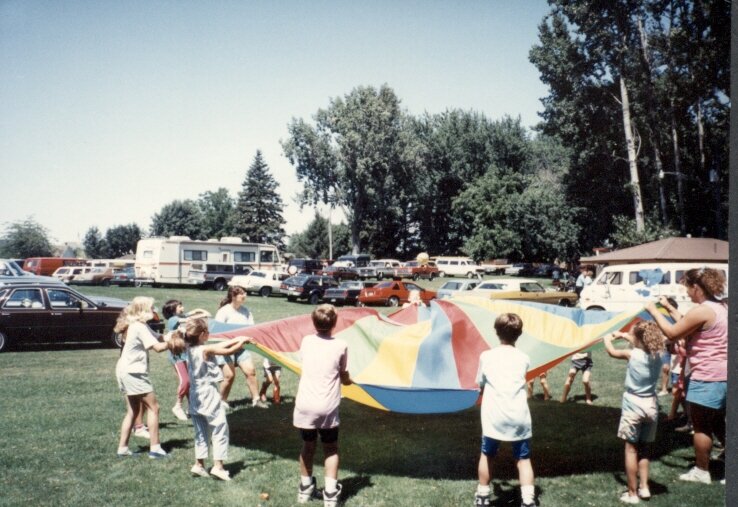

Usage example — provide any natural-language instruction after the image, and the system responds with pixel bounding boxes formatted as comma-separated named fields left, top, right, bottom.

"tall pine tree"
left=232, top=150, right=286, bottom=248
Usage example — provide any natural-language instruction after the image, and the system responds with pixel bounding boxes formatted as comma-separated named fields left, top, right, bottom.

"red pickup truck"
left=393, top=261, right=440, bottom=281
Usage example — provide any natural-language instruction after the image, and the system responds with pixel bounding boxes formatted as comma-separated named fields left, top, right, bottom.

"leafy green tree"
left=282, top=85, right=414, bottom=255
left=232, top=151, right=286, bottom=248
left=0, top=217, right=54, bottom=258
left=82, top=226, right=107, bottom=259
left=287, top=212, right=351, bottom=260
left=198, top=188, right=235, bottom=239
left=104, top=224, right=143, bottom=258
left=609, top=214, right=677, bottom=249
left=150, top=200, right=206, bottom=239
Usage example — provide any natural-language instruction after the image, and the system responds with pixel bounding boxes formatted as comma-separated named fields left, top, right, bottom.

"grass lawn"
left=0, top=281, right=726, bottom=506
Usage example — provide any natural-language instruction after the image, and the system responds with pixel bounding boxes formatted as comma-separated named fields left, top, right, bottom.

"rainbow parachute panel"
left=209, top=297, right=662, bottom=414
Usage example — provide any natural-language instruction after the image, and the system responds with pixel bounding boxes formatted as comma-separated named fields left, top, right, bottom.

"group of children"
left=114, top=293, right=680, bottom=507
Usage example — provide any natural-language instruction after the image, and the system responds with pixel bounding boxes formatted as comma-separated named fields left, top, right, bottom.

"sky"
left=0, top=0, right=552, bottom=246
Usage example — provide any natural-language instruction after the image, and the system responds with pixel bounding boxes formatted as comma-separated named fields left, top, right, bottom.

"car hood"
left=89, top=295, right=128, bottom=309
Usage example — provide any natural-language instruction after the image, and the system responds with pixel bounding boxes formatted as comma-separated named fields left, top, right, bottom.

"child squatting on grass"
left=179, top=318, right=252, bottom=481
left=294, top=304, right=353, bottom=507
left=475, top=313, right=536, bottom=507
left=604, top=322, right=665, bottom=504
left=115, top=297, right=186, bottom=459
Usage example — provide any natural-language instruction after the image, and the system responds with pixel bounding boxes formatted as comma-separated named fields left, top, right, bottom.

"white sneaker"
left=619, top=491, right=640, bottom=504
left=679, top=466, right=711, bottom=484
left=637, top=487, right=651, bottom=499
left=210, top=467, right=231, bottom=481
left=191, top=464, right=209, bottom=478
left=172, top=404, right=188, bottom=421
left=133, top=425, right=150, bottom=439
left=323, top=484, right=342, bottom=507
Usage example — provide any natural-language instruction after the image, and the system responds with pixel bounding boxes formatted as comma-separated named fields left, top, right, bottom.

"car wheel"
left=213, top=279, right=227, bottom=291
left=377, top=274, right=383, bottom=281
left=111, top=332, right=124, bottom=348
left=558, top=299, right=572, bottom=307
left=259, top=286, right=272, bottom=298
left=439, top=271, right=446, bottom=278
left=387, top=296, right=399, bottom=307
left=412, top=273, right=419, bottom=281
left=101, top=279, right=111, bottom=287
left=309, top=293, right=320, bottom=305
left=0, top=331, right=8, bottom=352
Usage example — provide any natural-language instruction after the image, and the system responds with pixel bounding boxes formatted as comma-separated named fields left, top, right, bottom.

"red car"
left=358, top=280, right=437, bottom=307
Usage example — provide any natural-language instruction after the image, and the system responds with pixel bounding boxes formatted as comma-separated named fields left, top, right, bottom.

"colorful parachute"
left=209, top=296, right=662, bottom=414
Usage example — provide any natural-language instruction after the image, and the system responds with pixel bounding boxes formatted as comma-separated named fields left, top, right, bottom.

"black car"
left=323, top=280, right=377, bottom=306
left=287, top=258, right=323, bottom=275
left=111, top=267, right=136, bottom=286
left=0, top=280, right=163, bottom=352
left=280, top=274, right=338, bottom=305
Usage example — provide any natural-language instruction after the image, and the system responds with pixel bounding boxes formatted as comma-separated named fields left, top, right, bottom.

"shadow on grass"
left=224, top=396, right=695, bottom=481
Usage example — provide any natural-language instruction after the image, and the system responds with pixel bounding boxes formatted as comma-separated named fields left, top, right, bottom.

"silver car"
left=436, top=279, right=480, bottom=299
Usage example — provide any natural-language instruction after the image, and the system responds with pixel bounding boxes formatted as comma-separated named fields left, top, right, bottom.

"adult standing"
left=214, top=285, right=268, bottom=409
left=645, top=268, right=727, bottom=484
left=574, top=266, right=587, bottom=296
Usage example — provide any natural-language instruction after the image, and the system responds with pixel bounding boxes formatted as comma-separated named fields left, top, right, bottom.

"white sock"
left=150, top=444, right=165, bottom=454
left=325, top=477, right=338, bottom=493
left=300, top=475, right=313, bottom=487
left=476, top=484, right=490, bottom=496
left=117, top=446, right=129, bottom=454
left=521, top=485, right=535, bottom=504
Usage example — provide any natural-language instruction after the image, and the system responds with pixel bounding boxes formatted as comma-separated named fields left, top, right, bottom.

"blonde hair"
left=181, top=317, right=209, bottom=347
left=113, top=296, right=155, bottom=334
left=633, top=321, right=664, bottom=356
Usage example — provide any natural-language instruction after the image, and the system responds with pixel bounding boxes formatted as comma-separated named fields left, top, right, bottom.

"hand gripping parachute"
left=209, top=296, right=666, bottom=414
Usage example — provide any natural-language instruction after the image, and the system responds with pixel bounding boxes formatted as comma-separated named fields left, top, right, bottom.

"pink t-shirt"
left=293, top=334, right=348, bottom=430
left=688, top=300, right=728, bottom=382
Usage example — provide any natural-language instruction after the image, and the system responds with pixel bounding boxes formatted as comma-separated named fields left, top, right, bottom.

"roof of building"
left=579, top=237, right=728, bottom=265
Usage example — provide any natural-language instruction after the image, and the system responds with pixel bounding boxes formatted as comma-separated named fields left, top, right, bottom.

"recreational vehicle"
left=134, top=236, right=282, bottom=290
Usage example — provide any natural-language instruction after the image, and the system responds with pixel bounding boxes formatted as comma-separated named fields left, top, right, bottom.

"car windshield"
left=479, top=282, right=508, bottom=290
left=339, top=281, right=361, bottom=289
left=441, top=282, right=461, bottom=290
left=1, top=261, right=27, bottom=276
left=286, top=274, right=310, bottom=284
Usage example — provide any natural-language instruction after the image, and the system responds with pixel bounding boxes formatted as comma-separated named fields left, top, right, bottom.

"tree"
left=82, top=226, right=107, bottom=259
left=0, top=217, right=54, bottom=258
left=198, top=188, right=235, bottom=239
left=104, top=224, right=143, bottom=258
left=609, top=214, right=676, bottom=249
left=282, top=85, right=414, bottom=255
left=150, top=200, right=206, bottom=239
left=287, top=212, right=351, bottom=260
left=232, top=150, right=286, bottom=248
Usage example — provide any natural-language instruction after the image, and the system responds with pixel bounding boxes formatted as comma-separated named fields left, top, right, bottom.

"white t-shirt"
left=214, top=304, right=254, bottom=325
left=187, top=345, right=224, bottom=417
left=293, top=334, right=348, bottom=429
left=116, top=321, right=159, bottom=375
left=476, top=345, right=532, bottom=441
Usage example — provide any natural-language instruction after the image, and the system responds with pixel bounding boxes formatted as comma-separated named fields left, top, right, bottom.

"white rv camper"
left=134, top=236, right=282, bottom=290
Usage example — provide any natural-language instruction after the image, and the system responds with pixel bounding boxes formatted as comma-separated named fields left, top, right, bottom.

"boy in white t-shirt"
left=475, top=313, right=536, bottom=507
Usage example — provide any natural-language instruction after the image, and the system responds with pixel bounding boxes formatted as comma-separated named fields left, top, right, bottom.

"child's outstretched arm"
left=186, top=308, right=212, bottom=319
left=204, top=336, right=253, bottom=358
left=604, top=332, right=631, bottom=360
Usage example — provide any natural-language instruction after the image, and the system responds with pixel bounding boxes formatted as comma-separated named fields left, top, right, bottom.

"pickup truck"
left=391, top=261, right=440, bottom=281
left=359, top=259, right=403, bottom=280
left=479, top=260, right=513, bottom=275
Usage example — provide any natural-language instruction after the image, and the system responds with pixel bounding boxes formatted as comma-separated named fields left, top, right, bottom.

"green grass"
left=0, top=282, right=726, bottom=506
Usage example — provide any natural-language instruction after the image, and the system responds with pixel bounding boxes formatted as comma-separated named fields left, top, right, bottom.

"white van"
left=580, top=262, right=728, bottom=313
left=435, top=257, right=485, bottom=278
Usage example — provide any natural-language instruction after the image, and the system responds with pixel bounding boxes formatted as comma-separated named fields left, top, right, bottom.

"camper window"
left=235, top=252, right=256, bottom=262
left=184, top=250, right=207, bottom=261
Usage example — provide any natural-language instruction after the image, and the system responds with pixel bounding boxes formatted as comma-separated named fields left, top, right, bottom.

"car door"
left=45, top=287, right=104, bottom=341
left=1, top=288, right=46, bottom=342
left=519, top=282, right=547, bottom=303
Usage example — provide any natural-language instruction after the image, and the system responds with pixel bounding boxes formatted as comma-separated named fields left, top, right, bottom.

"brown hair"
left=219, top=285, right=246, bottom=308
left=683, top=267, right=726, bottom=303
left=312, top=304, right=338, bottom=333
left=633, top=321, right=664, bottom=356
left=494, top=313, right=523, bottom=343
left=181, top=317, right=209, bottom=347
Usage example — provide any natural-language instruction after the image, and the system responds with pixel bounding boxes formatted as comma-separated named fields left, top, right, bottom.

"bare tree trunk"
left=670, top=98, right=686, bottom=232
left=619, top=75, right=646, bottom=231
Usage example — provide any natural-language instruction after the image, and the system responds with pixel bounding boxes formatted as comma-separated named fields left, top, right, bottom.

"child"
left=294, top=304, right=352, bottom=507
left=560, top=349, right=594, bottom=404
left=162, top=299, right=211, bottom=421
left=475, top=313, right=536, bottom=507
left=604, top=322, right=664, bottom=504
left=115, top=297, right=185, bottom=459
left=259, top=358, right=282, bottom=404
left=181, top=317, right=252, bottom=481
left=526, top=372, right=551, bottom=401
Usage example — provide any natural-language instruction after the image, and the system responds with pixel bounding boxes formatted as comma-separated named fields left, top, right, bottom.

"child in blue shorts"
left=475, top=313, right=535, bottom=507
left=604, top=321, right=664, bottom=504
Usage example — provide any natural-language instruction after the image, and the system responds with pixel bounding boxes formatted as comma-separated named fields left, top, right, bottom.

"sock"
left=521, top=485, right=535, bottom=504
left=150, top=444, right=165, bottom=454
left=476, top=484, right=490, bottom=497
left=325, top=477, right=338, bottom=494
left=117, top=446, right=129, bottom=454
left=300, top=475, right=313, bottom=487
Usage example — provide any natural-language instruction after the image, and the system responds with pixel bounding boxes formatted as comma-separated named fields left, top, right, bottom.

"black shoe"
left=475, top=494, right=490, bottom=506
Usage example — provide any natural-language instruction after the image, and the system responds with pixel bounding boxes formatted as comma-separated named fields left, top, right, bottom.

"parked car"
left=52, top=266, right=85, bottom=283
left=0, top=259, right=31, bottom=277
left=358, top=280, right=437, bottom=307
left=317, top=265, right=360, bottom=282
left=354, top=259, right=402, bottom=280
left=436, top=279, right=480, bottom=299
left=323, top=280, right=377, bottom=306
left=229, top=270, right=290, bottom=297
left=0, top=280, right=163, bottom=352
left=471, top=278, right=578, bottom=306
left=22, top=257, right=87, bottom=276
left=504, top=263, right=535, bottom=276
left=70, top=267, right=115, bottom=286
left=110, top=267, right=136, bottom=286
left=286, top=258, right=323, bottom=275
left=392, top=261, right=440, bottom=281
left=533, top=264, right=558, bottom=277
left=280, top=274, right=339, bottom=304
left=434, top=257, right=485, bottom=278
